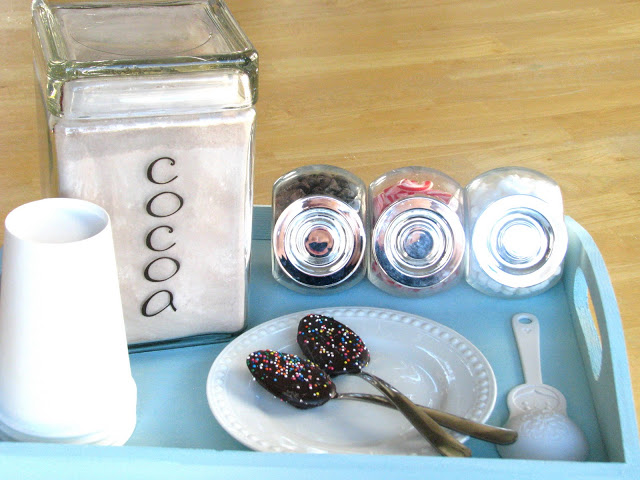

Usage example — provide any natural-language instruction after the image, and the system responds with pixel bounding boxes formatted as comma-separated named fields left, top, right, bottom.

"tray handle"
left=563, top=216, right=638, bottom=463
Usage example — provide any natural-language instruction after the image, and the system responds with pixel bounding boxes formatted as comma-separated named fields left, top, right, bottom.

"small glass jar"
left=368, top=167, right=465, bottom=297
left=32, top=0, right=258, bottom=349
left=465, top=167, right=568, bottom=298
left=272, top=165, right=367, bottom=293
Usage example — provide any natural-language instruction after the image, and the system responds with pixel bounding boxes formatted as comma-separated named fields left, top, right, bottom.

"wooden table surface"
left=1, top=0, right=639, bottom=433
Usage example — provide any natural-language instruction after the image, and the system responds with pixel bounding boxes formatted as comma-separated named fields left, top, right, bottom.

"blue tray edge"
left=563, top=216, right=639, bottom=464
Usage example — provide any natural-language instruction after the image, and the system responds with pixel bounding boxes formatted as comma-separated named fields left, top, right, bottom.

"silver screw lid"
left=272, top=195, right=366, bottom=288
left=372, top=196, right=465, bottom=288
left=471, top=195, right=568, bottom=288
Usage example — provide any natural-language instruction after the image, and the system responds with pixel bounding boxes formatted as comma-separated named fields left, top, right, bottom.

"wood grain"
left=1, top=0, right=639, bottom=431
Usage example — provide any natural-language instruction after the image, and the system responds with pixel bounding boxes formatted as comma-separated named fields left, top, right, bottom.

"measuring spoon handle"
left=512, top=313, right=543, bottom=385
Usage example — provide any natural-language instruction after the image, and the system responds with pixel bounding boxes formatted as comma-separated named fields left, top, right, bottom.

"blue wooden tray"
left=0, top=206, right=638, bottom=479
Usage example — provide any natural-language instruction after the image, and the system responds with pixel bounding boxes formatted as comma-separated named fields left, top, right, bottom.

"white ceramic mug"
left=0, top=198, right=136, bottom=445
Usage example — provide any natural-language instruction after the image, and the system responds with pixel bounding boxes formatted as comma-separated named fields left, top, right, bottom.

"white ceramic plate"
left=206, top=306, right=496, bottom=455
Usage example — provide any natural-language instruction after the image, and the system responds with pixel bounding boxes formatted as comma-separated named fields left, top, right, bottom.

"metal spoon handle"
left=338, top=392, right=517, bottom=445
left=357, top=371, right=472, bottom=457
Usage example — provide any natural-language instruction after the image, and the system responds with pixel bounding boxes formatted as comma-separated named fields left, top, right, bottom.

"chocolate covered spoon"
left=246, top=350, right=337, bottom=409
left=246, top=350, right=516, bottom=445
left=297, top=314, right=472, bottom=457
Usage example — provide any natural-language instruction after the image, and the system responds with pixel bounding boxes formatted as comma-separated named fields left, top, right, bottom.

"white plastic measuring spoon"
left=497, top=313, right=588, bottom=461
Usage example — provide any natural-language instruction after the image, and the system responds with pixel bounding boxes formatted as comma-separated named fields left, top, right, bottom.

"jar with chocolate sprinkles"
left=271, top=165, right=367, bottom=293
left=368, top=166, right=466, bottom=297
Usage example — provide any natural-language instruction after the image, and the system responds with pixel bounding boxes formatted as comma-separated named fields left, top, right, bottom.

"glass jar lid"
left=372, top=197, right=465, bottom=288
left=32, top=0, right=258, bottom=117
left=272, top=196, right=366, bottom=288
left=471, top=195, right=568, bottom=288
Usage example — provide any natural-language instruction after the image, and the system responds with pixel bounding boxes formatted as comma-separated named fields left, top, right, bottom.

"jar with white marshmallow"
left=465, top=167, right=568, bottom=298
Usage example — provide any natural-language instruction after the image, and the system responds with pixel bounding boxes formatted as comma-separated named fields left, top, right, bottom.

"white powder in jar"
left=54, top=110, right=255, bottom=345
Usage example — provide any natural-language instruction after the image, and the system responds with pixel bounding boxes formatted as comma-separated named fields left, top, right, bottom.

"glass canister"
left=271, top=165, right=367, bottom=293
left=368, top=166, right=466, bottom=297
left=465, top=167, right=568, bottom=298
left=32, top=0, right=258, bottom=349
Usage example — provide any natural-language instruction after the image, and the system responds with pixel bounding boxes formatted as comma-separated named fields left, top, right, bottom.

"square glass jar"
left=32, top=0, right=258, bottom=350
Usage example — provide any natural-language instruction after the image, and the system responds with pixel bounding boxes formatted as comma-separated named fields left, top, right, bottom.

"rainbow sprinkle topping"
left=246, top=349, right=336, bottom=409
left=297, top=313, right=370, bottom=376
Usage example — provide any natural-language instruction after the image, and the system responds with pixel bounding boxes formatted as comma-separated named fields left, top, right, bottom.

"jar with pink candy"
left=368, top=167, right=466, bottom=297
